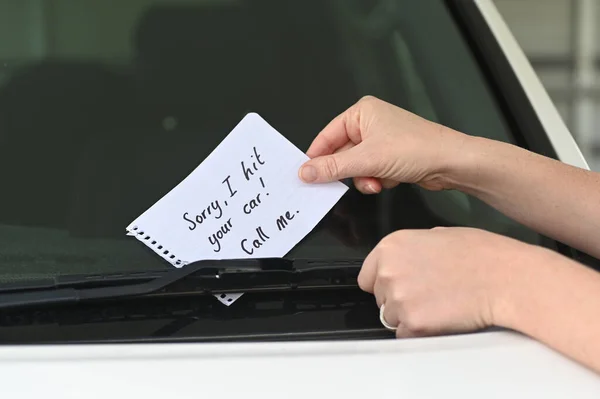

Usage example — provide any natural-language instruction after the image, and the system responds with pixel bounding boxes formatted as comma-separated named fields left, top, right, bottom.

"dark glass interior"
left=0, top=0, right=544, bottom=282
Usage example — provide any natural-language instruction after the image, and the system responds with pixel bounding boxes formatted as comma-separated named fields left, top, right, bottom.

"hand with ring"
left=361, top=226, right=536, bottom=338
left=379, top=304, right=397, bottom=331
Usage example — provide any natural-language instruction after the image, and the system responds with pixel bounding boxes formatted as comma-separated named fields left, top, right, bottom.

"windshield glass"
left=0, top=0, right=545, bottom=283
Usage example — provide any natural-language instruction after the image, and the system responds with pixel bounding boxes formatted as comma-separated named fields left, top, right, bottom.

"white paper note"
left=126, top=113, right=348, bottom=304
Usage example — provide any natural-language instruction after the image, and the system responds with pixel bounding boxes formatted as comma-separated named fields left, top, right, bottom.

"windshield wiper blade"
left=0, top=258, right=363, bottom=311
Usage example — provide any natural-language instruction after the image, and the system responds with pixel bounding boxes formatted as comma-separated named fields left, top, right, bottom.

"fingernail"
left=300, top=165, right=317, bottom=182
left=366, top=183, right=378, bottom=194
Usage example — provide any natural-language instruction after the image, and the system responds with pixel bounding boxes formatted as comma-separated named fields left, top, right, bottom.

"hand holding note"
left=126, top=113, right=348, bottom=271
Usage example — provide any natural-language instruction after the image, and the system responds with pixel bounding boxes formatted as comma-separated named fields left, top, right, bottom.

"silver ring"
left=379, top=304, right=397, bottom=331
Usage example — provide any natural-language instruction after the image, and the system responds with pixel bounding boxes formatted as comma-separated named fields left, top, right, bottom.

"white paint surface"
left=2, top=331, right=599, bottom=398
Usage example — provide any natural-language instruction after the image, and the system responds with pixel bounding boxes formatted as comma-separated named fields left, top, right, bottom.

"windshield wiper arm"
left=0, top=258, right=363, bottom=311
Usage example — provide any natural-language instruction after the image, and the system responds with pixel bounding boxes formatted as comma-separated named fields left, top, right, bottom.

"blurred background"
left=495, top=0, right=600, bottom=169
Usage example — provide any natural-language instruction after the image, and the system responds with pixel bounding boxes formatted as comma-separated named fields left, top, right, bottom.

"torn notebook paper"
left=125, top=113, right=348, bottom=305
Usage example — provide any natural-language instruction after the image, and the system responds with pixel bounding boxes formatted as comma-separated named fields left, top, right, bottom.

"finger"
left=373, top=275, right=386, bottom=308
left=305, top=102, right=363, bottom=158
left=305, top=113, right=349, bottom=158
left=335, top=142, right=384, bottom=193
left=381, top=178, right=399, bottom=189
left=332, top=143, right=382, bottom=194
left=395, top=323, right=419, bottom=339
left=382, top=300, right=400, bottom=328
left=357, top=247, right=379, bottom=293
left=299, top=145, right=373, bottom=183
left=353, top=177, right=382, bottom=194
left=332, top=141, right=355, bottom=155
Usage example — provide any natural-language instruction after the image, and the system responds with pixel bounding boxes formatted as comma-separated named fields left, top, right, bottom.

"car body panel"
left=2, top=331, right=600, bottom=398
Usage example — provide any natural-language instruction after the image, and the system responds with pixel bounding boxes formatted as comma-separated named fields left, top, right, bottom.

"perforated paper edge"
left=126, top=225, right=244, bottom=305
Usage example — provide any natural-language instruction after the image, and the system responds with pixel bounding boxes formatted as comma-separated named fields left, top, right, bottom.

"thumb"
left=299, top=146, right=368, bottom=183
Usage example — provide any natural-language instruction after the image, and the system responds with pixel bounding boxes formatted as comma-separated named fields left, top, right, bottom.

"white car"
left=0, top=0, right=599, bottom=397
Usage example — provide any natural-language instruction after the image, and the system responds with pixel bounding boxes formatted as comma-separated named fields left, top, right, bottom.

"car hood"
left=1, top=330, right=599, bottom=398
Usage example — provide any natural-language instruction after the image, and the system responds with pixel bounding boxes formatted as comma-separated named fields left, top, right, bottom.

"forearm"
left=446, top=134, right=600, bottom=259
left=495, top=247, right=600, bottom=374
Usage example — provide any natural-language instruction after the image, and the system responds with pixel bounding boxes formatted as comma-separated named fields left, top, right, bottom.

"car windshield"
left=0, top=0, right=545, bottom=284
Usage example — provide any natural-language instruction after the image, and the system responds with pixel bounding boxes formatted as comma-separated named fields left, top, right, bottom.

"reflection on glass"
left=0, top=0, right=541, bottom=281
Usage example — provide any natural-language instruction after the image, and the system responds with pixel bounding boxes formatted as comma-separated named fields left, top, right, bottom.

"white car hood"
left=2, top=330, right=599, bottom=398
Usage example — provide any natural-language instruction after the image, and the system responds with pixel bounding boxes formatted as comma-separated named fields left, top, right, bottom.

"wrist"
left=435, top=132, right=509, bottom=196
left=439, top=133, right=488, bottom=191
left=489, top=244, right=556, bottom=331
left=419, top=126, right=475, bottom=191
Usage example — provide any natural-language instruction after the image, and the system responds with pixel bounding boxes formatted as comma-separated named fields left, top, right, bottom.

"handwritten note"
left=126, top=113, right=348, bottom=302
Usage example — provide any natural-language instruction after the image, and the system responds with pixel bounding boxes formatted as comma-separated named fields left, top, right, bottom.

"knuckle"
left=322, top=156, right=340, bottom=179
left=430, top=226, right=451, bottom=237
left=377, top=267, right=397, bottom=284
left=378, top=233, right=397, bottom=249
left=359, top=95, right=377, bottom=104
left=357, top=95, right=380, bottom=112
left=387, top=288, right=406, bottom=304
left=380, top=230, right=407, bottom=248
